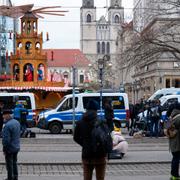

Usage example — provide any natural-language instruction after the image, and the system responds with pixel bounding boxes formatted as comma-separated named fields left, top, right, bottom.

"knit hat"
left=86, top=100, right=99, bottom=111
left=2, top=109, right=13, bottom=115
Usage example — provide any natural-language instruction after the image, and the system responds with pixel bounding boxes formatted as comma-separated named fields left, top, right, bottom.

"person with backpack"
left=73, top=99, right=109, bottom=180
left=148, top=100, right=162, bottom=138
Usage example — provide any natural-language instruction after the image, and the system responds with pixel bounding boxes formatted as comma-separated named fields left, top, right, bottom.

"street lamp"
left=98, top=55, right=110, bottom=119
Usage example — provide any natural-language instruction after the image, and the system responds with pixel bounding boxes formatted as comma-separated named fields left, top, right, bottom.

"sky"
left=11, top=0, right=133, bottom=49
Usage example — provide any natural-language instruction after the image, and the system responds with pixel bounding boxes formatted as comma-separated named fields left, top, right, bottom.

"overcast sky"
left=11, top=0, right=133, bottom=49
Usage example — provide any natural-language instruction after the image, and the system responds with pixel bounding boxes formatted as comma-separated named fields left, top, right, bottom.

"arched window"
left=35, top=42, right=41, bottom=52
left=114, top=15, right=120, bottom=23
left=37, top=64, right=44, bottom=81
left=23, top=63, right=34, bottom=81
left=25, top=41, right=32, bottom=54
left=107, top=42, right=110, bottom=54
left=102, top=42, right=105, bottom=54
left=97, top=42, right=100, bottom=54
left=87, top=14, right=92, bottom=22
left=13, top=64, right=20, bottom=81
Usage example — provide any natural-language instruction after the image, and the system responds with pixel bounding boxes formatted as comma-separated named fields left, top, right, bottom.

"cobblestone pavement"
left=0, top=162, right=170, bottom=176
left=0, top=128, right=174, bottom=180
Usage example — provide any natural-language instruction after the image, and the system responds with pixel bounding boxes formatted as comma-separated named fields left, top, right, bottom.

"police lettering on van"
left=37, top=92, right=130, bottom=134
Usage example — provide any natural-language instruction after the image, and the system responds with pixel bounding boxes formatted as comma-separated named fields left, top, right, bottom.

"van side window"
left=83, top=97, right=100, bottom=110
left=58, top=97, right=78, bottom=111
left=0, top=96, right=32, bottom=109
left=111, top=96, right=125, bottom=109
left=18, top=96, right=31, bottom=109
left=83, top=96, right=125, bottom=110
left=0, top=96, right=14, bottom=109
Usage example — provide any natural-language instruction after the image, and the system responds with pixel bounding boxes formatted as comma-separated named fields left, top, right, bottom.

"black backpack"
left=91, top=120, right=113, bottom=154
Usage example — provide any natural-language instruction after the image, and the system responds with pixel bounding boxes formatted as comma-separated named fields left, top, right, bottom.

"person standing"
left=14, top=103, right=28, bottom=136
left=104, top=98, right=114, bottom=132
left=148, top=100, right=161, bottom=137
left=73, top=100, right=107, bottom=180
left=2, top=109, right=21, bottom=180
left=168, top=109, right=180, bottom=180
left=0, top=101, right=4, bottom=137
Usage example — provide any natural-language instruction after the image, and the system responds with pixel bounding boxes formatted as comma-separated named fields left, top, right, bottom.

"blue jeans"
left=5, top=152, right=18, bottom=180
left=150, top=118, right=159, bottom=137
left=171, top=151, right=180, bottom=177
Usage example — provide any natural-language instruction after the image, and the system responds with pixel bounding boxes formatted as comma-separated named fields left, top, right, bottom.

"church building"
left=80, top=0, right=124, bottom=89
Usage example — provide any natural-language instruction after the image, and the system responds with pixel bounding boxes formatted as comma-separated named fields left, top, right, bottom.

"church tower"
left=80, top=0, right=124, bottom=88
left=80, top=0, right=96, bottom=56
left=108, top=0, right=124, bottom=56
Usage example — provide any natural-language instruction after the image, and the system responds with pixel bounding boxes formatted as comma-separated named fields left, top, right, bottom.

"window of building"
left=87, top=14, right=92, bottom=22
left=25, top=41, right=32, bottom=54
left=172, top=79, right=180, bottom=88
left=97, top=42, right=100, bottom=54
left=106, top=42, right=110, bottom=54
left=166, top=79, right=170, bottom=88
left=102, top=42, right=105, bottom=54
left=114, top=15, right=120, bottom=23
left=80, top=74, right=84, bottom=84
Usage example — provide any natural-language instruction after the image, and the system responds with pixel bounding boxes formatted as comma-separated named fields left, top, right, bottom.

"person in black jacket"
left=104, top=98, right=114, bottom=132
left=73, top=99, right=107, bottom=180
left=0, top=101, right=4, bottom=137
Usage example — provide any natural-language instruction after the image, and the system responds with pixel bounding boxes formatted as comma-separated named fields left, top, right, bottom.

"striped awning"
left=0, top=86, right=72, bottom=92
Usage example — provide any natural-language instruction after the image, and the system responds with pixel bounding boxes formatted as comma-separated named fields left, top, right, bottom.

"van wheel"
left=49, top=122, right=62, bottom=134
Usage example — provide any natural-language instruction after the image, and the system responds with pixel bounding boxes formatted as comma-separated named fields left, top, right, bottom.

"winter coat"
left=112, top=131, right=128, bottom=154
left=0, top=108, right=3, bottom=131
left=13, top=104, right=28, bottom=123
left=73, top=110, right=107, bottom=159
left=2, top=118, right=21, bottom=153
left=169, top=109, right=180, bottom=153
left=104, top=103, right=114, bottom=132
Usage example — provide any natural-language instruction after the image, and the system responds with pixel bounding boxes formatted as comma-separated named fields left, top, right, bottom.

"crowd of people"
left=129, top=99, right=164, bottom=137
left=0, top=96, right=179, bottom=180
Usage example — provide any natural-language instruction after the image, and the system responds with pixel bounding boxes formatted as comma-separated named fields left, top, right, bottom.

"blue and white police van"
left=0, top=92, right=36, bottom=127
left=37, top=92, right=130, bottom=134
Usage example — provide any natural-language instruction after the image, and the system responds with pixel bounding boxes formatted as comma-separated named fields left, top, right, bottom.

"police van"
left=37, top=92, right=130, bottom=134
left=148, top=88, right=180, bottom=101
left=0, top=92, right=36, bottom=127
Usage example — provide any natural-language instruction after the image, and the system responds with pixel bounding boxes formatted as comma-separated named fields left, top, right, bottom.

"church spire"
left=110, top=0, right=122, bottom=8
left=82, top=0, right=94, bottom=8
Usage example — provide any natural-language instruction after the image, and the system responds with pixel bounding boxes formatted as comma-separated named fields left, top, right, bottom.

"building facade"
left=43, top=49, right=91, bottom=88
left=80, top=0, right=124, bottom=89
left=118, top=0, right=180, bottom=103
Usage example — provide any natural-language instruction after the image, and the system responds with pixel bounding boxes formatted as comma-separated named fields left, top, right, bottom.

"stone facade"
left=117, top=1, right=180, bottom=103
left=80, top=0, right=124, bottom=89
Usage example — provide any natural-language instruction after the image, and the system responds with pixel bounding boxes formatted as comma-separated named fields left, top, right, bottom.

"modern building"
left=0, top=0, right=17, bottom=78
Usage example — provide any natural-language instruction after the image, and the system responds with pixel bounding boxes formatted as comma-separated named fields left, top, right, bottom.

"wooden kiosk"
left=0, top=5, right=70, bottom=112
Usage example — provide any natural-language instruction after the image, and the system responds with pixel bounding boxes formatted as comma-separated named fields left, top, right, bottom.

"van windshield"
left=55, top=97, right=66, bottom=108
